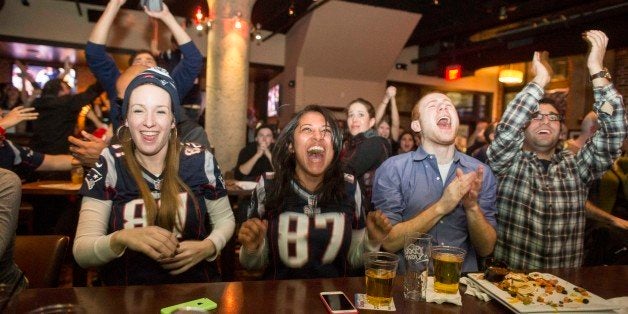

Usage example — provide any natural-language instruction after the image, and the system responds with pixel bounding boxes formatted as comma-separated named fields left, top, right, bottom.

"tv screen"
left=267, top=84, right=280, bottom=117
left=12, top=64, right=76, bottom=95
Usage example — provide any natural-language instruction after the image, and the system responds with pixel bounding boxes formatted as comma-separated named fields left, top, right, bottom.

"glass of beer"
left=364, top=252, right=399, bottom=306
left=431, top=246, right=466, bottom=294
left=71, top=164, right=84, bottom=185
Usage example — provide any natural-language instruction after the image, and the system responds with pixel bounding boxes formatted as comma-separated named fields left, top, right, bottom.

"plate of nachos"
left=467, top=271, right=621, bottom=313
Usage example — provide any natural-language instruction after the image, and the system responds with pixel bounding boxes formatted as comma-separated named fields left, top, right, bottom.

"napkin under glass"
left=425, top=276, right=462, bottom=306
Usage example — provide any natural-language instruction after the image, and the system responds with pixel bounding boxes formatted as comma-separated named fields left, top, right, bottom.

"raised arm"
left=15, top=60, right=39, bottom=106
left=575, top=30, right=627, bottom=182
left=144, top=3, right=192, bottom=46
left=375, top=86, right=395, bottom=125
left=487, top=51, right=551, bottom=175
left=146, top=4, right=202, bottom=100
left=389, top=92, right=400, bottom=141
left=89, top=0, right=125, bottom=44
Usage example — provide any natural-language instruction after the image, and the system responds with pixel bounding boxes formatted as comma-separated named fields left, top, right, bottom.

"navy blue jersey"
left=248, top=174, right=366, bottom=279
left=0, top=139, right=44, bottom=171
left=80, top=142, right=227, bottom=285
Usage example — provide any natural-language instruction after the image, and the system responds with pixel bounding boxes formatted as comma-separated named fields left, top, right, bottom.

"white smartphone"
left=319, top=291, right=358, bottom=314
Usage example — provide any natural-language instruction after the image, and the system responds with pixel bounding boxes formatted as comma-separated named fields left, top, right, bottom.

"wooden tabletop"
left=21, top=180, right=81, bottom=196
left=9, top=265, right=627, bottom=313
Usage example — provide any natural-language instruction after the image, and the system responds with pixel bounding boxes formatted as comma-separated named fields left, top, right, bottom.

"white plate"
left=467, top=272, right=621, bottom=313
left=235, top=181, right=258, bottom=190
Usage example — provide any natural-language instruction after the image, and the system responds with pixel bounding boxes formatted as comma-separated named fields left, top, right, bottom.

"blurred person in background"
left=375, top=86, right=400, bottom=152
left=396, top=130, right=418, bottom=155
left=342, top=98, right=391, bottom=208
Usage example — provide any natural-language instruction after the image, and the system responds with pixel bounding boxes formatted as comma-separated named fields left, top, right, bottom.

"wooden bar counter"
left=10, top=265, right=627, bottom=313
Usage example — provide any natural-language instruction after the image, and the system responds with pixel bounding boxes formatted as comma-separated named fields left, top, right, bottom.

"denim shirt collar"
left=411, top=146, right=471, bottom=167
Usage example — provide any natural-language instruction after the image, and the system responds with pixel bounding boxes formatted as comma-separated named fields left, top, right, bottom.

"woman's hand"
left=0, top=106, right=38, bottom=129
left=111, top=226, right=178, bottom=261
left=366, top=210, right=392, bottom=245
left=143, top=2, right=172, bottom=20
left=238, top=218, right=268, bottom=252
left=160, top=239, right=216, bottom=275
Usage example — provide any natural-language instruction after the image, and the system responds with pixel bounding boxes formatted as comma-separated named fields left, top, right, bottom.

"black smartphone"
left=319, top=291, right=358, bottom=314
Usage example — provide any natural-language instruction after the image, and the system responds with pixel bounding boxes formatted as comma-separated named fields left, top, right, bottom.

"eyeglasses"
left=530, top=112, right=563, bottom=122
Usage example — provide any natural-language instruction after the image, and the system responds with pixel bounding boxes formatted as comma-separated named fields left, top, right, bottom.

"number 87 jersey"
left=247, top=174, right=366, bottom=280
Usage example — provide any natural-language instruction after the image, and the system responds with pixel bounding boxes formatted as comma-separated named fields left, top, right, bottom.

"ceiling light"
left=499, top=6, right=507, bottom=20
left=288, top=2, right=295, bottom=16
left=498, top=69, right=523, bottom=84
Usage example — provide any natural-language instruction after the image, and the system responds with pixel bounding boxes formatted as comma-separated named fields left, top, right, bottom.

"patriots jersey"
left=248, top=173, right=366, bottom=279
left=80, top=142, right=227, bottom=285
left=0, top=139, right=44, bottom=172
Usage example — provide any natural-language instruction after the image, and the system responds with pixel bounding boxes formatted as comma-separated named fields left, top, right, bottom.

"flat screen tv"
left=12, top=64, right=76, bottom=95
left=267, top=83, right=280, bottom=117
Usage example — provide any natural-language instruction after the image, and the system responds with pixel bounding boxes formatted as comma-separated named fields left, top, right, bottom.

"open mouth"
left=140, top=131, right=159, bottom=142
left=307, top=146, right=325, bottom=162
left=537, top=129, right=551, bottom=135
left=437, top=116, right=451, bottom=128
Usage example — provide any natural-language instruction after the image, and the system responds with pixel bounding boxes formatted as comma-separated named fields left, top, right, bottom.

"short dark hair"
left=539, top=97, right=557, bottom=106
left=255, top=124, right=275, bottom=138
left=41, top=78, right=69, bottom=98
left=128, top=49, right=155, bottom=66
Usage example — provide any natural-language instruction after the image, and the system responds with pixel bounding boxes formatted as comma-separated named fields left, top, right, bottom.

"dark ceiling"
left=59, top=0, right=628, bottom=75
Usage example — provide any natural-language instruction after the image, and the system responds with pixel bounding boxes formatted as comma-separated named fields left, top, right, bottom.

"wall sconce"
left=193, top=5, right=212, bottom=32
left=234, top=11, right=243, bottom=29
left=498, top=69, right=523, bottom=84
left=252, top=23, right=263, bottom=45
left=499, top=6, right=508, bottom=20
left=288, top=1, right=295, bottom=16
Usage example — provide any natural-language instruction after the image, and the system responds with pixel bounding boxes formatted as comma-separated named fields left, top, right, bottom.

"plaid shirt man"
left=487, top=82, right=626, bottom=269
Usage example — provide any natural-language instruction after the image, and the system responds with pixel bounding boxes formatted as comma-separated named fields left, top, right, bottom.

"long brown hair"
left=118, top=125, right=194, bottom=232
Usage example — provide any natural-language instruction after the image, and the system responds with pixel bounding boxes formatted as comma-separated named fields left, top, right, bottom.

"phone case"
left=319, top=292, right=358, bottom=314
left=160, top=298, right=217, bottom=314
left=143, top=0, right=162, bottom=12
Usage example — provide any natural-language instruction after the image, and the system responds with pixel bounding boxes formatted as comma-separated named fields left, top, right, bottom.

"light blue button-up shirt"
left=372, top=146, right=498, bottom=272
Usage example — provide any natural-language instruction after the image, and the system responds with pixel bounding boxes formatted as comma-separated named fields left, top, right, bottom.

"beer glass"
left=364, top=252, right=399, bottom=306
left=431, top=246, right=466, bottom=294
left=70, top=165, right=84, bottom=185
left=403, top=233, right=432, bottom=301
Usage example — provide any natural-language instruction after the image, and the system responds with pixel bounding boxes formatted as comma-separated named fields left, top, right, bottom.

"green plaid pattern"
left=487, top=82, right=627, bottom=269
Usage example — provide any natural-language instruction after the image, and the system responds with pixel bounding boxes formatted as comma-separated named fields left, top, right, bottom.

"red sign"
left=445, top=64, right=462, bottom=81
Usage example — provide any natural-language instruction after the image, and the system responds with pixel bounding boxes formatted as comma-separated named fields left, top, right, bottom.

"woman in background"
left=342, top=98, right=391, bottom=207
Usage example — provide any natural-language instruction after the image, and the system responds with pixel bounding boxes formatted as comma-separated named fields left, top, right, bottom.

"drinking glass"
left=431, top=246, right=466, bottom=294
left=403, top=233, right=432, bottom=301
left=364, top=251, right=399, bottom=306
left=27, top=303, right=86, bottom=313
left=70, top=165, right=84, bottom=185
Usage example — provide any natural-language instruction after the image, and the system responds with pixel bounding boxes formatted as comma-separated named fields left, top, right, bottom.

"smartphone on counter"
left=319, top=291, right=358, bottom=314
left=160, top=298, right=217, bottom=314
left=143, top=0, right=163, bottom=12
